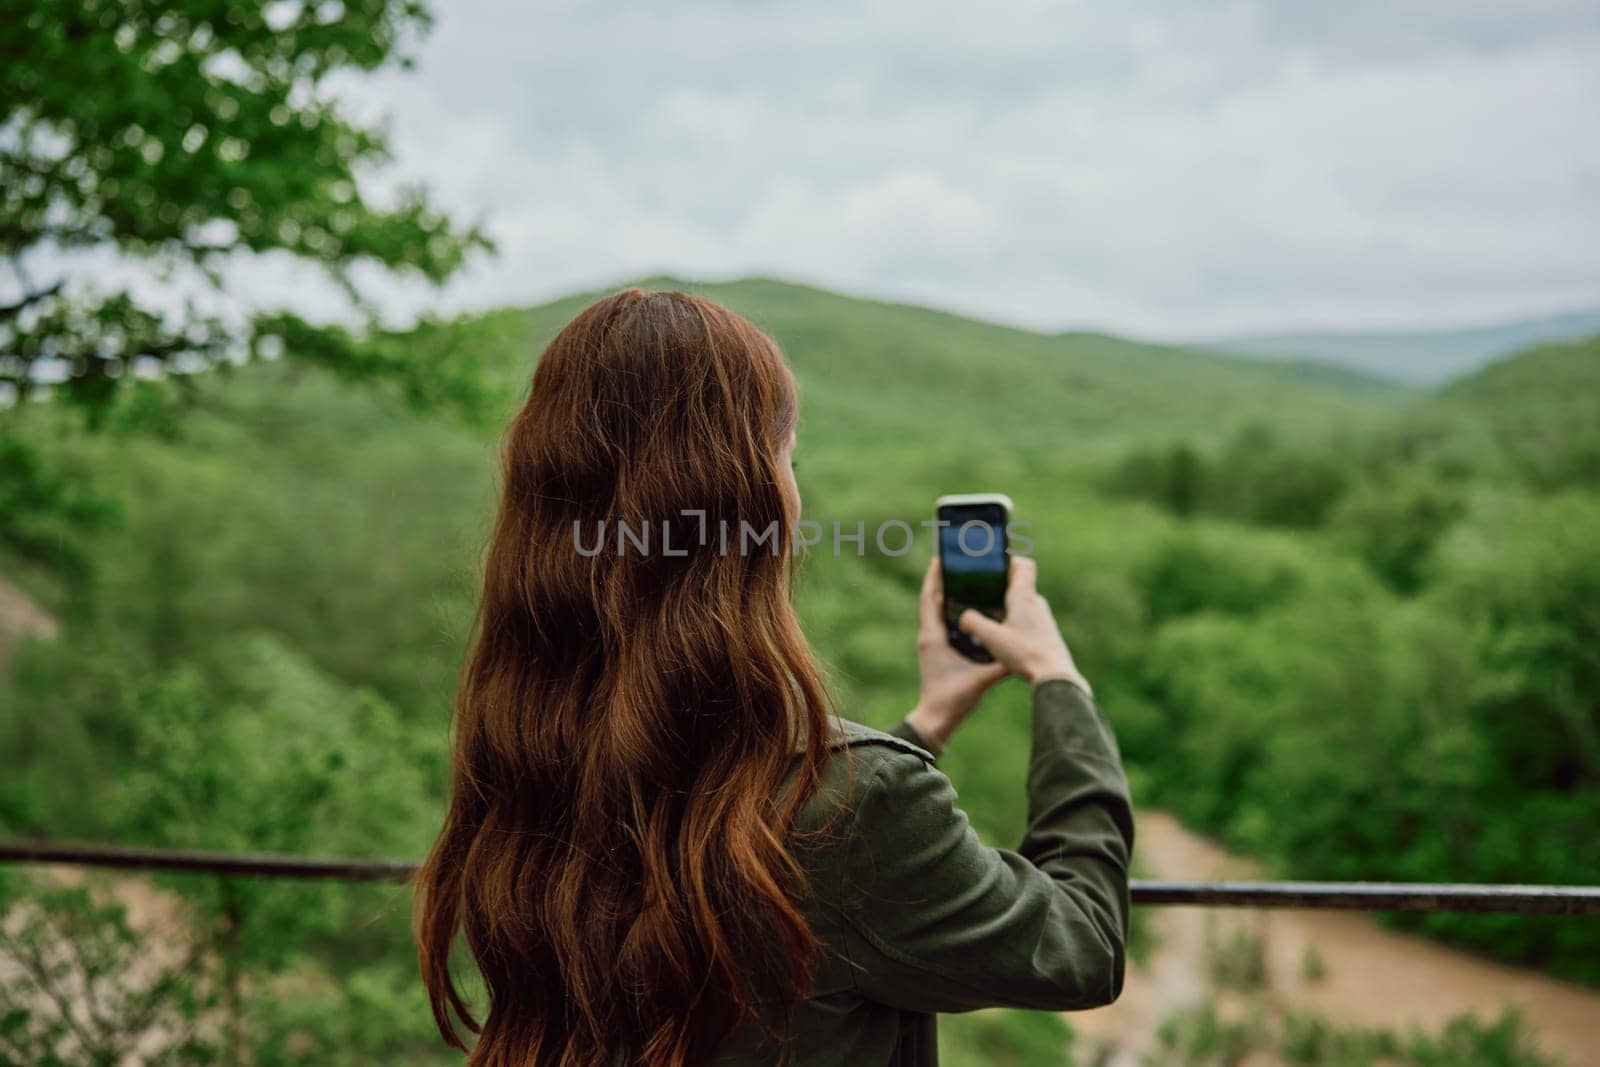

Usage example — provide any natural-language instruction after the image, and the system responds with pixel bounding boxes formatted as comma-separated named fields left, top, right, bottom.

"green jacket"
left=713, top=679, right=1134, bottom=1065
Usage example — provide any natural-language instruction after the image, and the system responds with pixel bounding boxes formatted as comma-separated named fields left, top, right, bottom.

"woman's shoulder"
left=789, top=717, right=937, bottom=836
left=827, top=717, right=936, bottom=764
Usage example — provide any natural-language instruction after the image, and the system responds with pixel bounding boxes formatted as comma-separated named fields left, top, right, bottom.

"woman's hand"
left=905, top=558, right=1008, bottom=754
left=957, top=556, right=1091, bottom=693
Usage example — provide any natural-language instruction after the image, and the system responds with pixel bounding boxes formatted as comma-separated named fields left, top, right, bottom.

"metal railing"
left=5, top=839, right=1599, bottom=915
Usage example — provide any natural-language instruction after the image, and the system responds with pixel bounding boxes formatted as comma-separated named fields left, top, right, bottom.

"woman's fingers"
left=919, top=556, right=944, bottom=634
left=957, top=609, right=1009, bottom=655
left=1007, top=554, right=1037, bottom=602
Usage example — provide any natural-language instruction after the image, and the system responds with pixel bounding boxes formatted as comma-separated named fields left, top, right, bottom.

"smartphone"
left=935, top=493, right=1013, bottom=663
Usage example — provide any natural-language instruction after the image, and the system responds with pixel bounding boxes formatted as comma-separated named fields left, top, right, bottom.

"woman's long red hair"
left=414, top=289, right=835, bottom=1066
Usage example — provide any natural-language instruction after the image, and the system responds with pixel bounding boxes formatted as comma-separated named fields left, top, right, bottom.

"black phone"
left=935, top=493, right=1012, bottom=663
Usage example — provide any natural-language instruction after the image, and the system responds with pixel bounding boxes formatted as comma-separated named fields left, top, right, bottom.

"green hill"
left=1204, top=306, right=1600, bottom=386
left=1441, top=334, right=1600, bottom=488
left=1380, top=333, right=1600, bottom=491
left=523, top=276, right=1408, bottom=455
left=476, top=276, right=1410, bottom=536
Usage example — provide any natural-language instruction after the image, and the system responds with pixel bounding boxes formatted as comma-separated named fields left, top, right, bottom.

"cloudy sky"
left=336, top=0, right=1599, bottom=338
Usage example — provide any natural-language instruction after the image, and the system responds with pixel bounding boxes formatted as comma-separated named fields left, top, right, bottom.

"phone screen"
left=938, top=502, right=1009, bottom=662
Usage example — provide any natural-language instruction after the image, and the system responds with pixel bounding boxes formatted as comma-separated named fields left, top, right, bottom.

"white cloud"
left=58, top=0, right=1600, bottom=338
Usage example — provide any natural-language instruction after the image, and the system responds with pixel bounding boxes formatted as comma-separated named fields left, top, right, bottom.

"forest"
left=3, top=276, right=1596, bottom=1064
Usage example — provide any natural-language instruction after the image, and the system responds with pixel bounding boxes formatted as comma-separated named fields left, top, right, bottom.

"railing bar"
left=0, top=841, right=416, bottom=882
left=1134, top=880, right=1600, bottom=914
left=4, top=841, right=1599, bottom=915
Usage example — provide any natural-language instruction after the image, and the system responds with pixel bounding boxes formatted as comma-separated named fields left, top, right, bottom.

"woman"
left=415, top=289, right=1133, bottom=1067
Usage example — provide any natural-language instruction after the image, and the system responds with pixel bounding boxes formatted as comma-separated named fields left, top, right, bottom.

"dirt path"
left=1070, top=811, right=1600, bottom=1066
left=0, top=574, right=58, bottom=670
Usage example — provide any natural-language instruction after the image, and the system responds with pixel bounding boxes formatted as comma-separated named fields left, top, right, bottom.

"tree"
left=0, top=0, right=491, bottom=424
left=0, top=880, right=225, bottom=1067
left=0, top=632, right=448, bottom=1063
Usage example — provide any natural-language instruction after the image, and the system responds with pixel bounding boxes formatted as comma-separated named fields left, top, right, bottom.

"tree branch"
left=1, top=911, right=103, bottom=1056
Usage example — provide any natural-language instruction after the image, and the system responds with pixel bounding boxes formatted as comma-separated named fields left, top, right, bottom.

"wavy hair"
left=415, top=289, right=835, bottom=1066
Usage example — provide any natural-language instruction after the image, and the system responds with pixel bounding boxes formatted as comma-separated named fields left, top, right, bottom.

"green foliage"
left=1330, top=470, right=1466, bottom=592
left=3, top=277, right=1599, bottom=1059
left=1136, top=528, right=1304, bottom=624
left=1441, top=335, right=1600, bottom=489
left=1104, top=423, right=1352, bottom=529
left=0, top=627, right=446, bottom=1062
left=254, top=309, right=508, bottom=427
left=1278, top=1011, right=1400, bottom=1066
left=1438, top=493, right=1600, bottom=792
left=1146, top=910, right=1554, bottom=1067
left=1150, top=1002, right=1266, bottom=1065
left=1401, top=1011, right=1551, bottom=1067
left=938, top=1009, right=1075, bottom=1067
left=0, top=881, right=223, bottom=1065
left=1087, top=334, right=1600, bottom=985
left=1104, top=441, right=1206, bottom=517
left=246, top=956, right=456, bottom=1067
left=1392, top=493, right=1600, bottom=974
left=0, top=0, right=491, bottom=488
left=1211, top=424, right=1351, bottom=527
left=0, top=436, right=119, bottom=578
left=1206, top=923, right=1267, bottom=992
left=1156, top=1001, right=1551, bottom=1067
left=1121, top=499, right=1600, bottom=981
left=1301, top=945, right=1327, bottom=984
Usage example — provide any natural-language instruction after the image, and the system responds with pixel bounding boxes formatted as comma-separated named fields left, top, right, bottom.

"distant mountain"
left=507, top=277, right=1412, bottom=459
left=1200, top=307, right=1600, bottom=387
